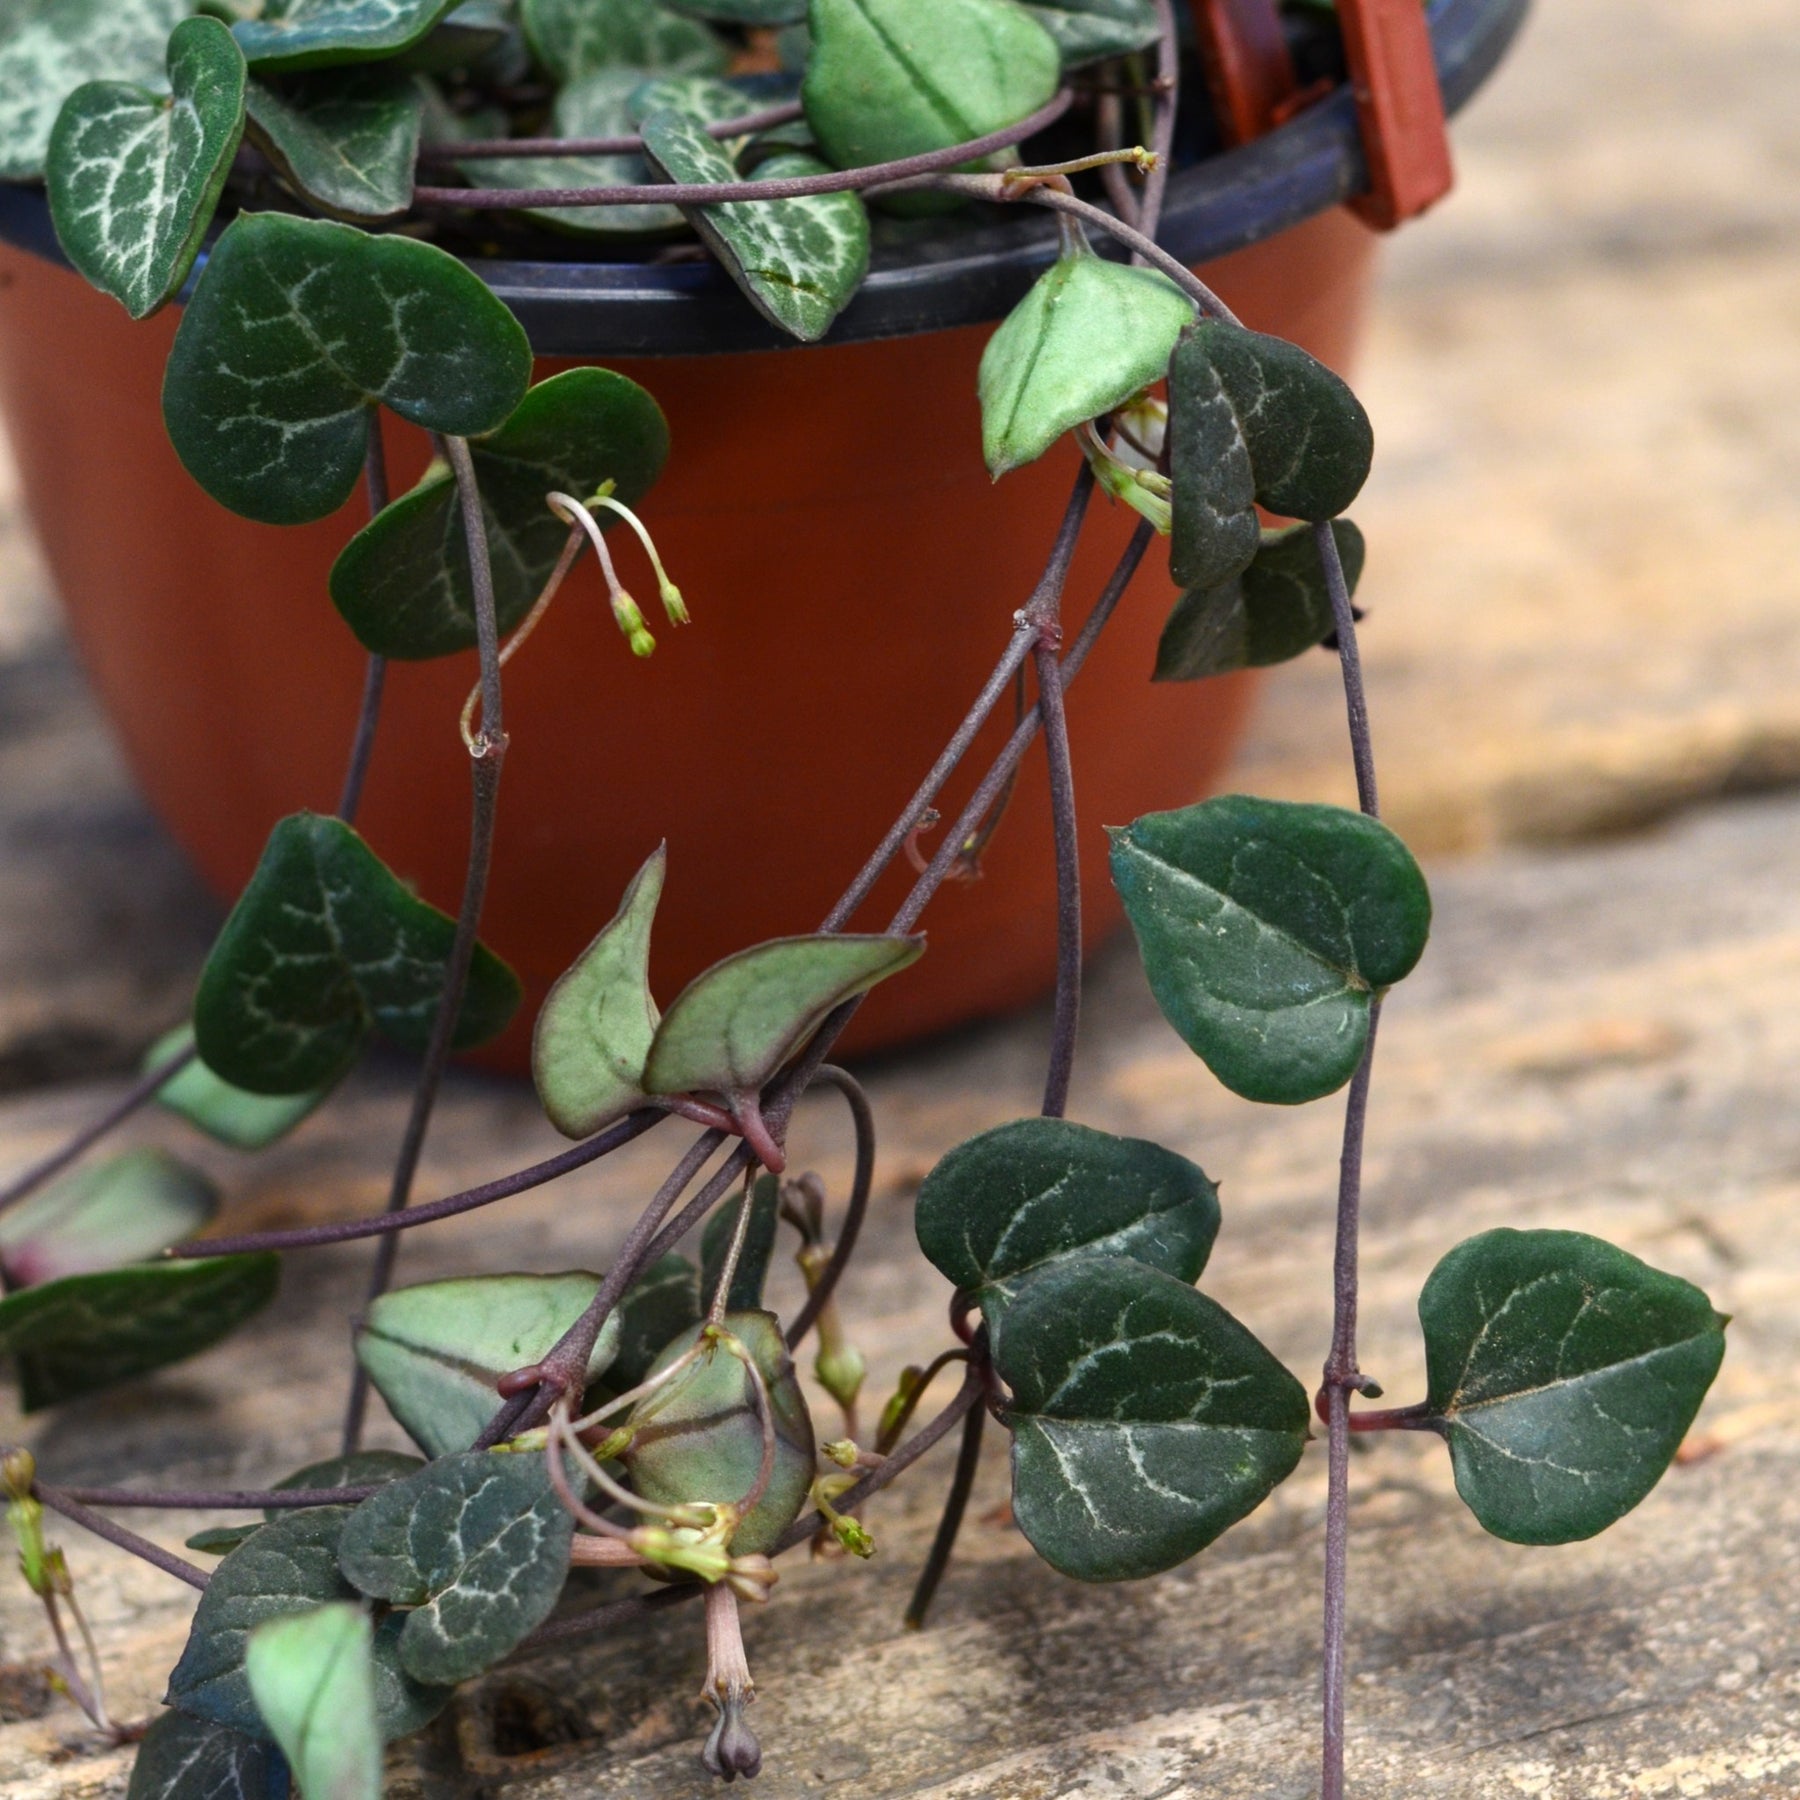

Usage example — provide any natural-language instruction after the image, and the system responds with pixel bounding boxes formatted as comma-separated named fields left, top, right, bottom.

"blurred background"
left=1, top=2, right=1798, bottom=1794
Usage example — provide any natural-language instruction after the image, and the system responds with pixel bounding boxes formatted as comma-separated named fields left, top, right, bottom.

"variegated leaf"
left=519, top=0, right=727, bottom=84
left=245, top=67, right=423, bottom=220
left=232, top=0, right=460, bottom=75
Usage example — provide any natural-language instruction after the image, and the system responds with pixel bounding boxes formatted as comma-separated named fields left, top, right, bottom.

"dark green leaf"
left=915, top=1118, right=1219, bottom=1333
left=532, top=844, right=665, bottom=1137
left=623, top=1310, right=815, bottom=1555
left=641, top=933, right=923, bottom=1101
left=1021, top=0, right=1158, bottom=65
left=149, top=1024, right=334, bottom=1150
left=641, top=112, right=869, bottom=343
left=663, top=0, right=806, bottom=23
left=166, top=1508, right=452, bottom=1742
left=0, top=1255, right=278, bottom=1411
left=700, top=1173, right=781, bottom=1314
left=520, top=0, right=728, bottom=83
left=245, top=67, right=423, bottom=220
left=0, top=1147, right=217, bottom=1286
left=1155, top=519, right=1365, bottom=682
left=193, top=812, right=522, bottom=1095
left=244, top=1605, right=380, bottom=1800
left=338, top=1450, right=574, bottom=1683
left=1168, top=320, right=1373, bottom=587
left=127, top=1709, right=275, bottom=1800
left=995, top=1255, right=1308, bottom=1580
left=1195, top=321, right=1373, bottom=519
left=267, top=1449, right=425, bottom=1516
left=1110, top=795, right=1430, bottom=1104
left=606, top=1253, right=702, bottom=1390
left=980, top=246, right=1193, bottom=476
left=802, top=0, right=1060, bottom=176
left=47, top=16, right=246, bottom=320
left=232, top=0, right=459, bottom=74
left=399, top=0, right=512, bottom=72
left=356, top=1271, right=620, bottom=1456
left=163, top=212, right=531, bottom=525
left=1420, top=1229, right=1727, bottom=1545
left=1166, top=325, right=1258, bottom=590
left=331, top=367, right=669, bottom=659
left=0, top=0, right=186, bottom=182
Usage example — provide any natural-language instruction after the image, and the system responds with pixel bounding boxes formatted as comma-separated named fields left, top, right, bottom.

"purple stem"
left=783, top=1066, right=875, bottom=1350
left=35, top=1484, right=210, bottom=1591
left=421, top=98, right=806, bottom=162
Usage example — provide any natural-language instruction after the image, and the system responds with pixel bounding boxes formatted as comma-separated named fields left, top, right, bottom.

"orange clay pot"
left=0, top=207, right=1376, bottom=1068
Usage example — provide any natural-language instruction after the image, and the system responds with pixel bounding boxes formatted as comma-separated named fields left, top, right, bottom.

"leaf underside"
left=244, top=1605, right=382, bottom=1800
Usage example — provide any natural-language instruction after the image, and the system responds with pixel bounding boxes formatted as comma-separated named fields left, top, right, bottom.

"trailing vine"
left=0, top=1, right=1723, bottom=1795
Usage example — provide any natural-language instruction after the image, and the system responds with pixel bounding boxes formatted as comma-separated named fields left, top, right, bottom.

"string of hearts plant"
left=0, top=1, right=1725, bottom=1796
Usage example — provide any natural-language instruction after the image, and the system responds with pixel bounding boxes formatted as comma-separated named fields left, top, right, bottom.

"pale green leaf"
left=0, top=1147, right=218, bottom=1286
left=980, top=248, right=1194, bottom=476
left=642, top=933, right=923, bottom=1099
left=532, top=844, right=664, bottom=1138
left=245, top=1605, right=381, bottom=1800
left=149, top=1024, right=334, bottom=1150
left=355, top=1271, right=620, bottom=1456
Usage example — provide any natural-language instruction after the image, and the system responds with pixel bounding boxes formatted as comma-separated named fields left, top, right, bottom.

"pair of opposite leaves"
left=914, top=1116, right=1726, bottom=1581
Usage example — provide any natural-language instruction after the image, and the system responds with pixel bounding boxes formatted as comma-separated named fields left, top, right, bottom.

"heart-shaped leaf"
left=1021, top=0, right=1158, bottom=65
left=0, top=1255, right=278, bottom=1411
left=1420, top=1229, right=1727, bottom=1545
left=520, top=0, right=728, bottom=83
left=1169, top=320, right=1373, bottom=588
left=532, top=845, right=665, bottom=1138
left=46, top=16, right=246, bottom=321
left=163, top=212, right=532, bottom=525
left=331, top=368, right=670, bottom=659
left=1155, top=519, right=1365, bottom=683
left=641, top=112, right=870, bottom=342
left=802, top=0, right=1060, bottom=176
left=245, top=1605, right=381, bottom=1800
left=627, top=73, right=759, bottom=125
left=1109, top=796, right=1430, bottom=1104
left=607, top=1253, right=701, bottom=1390
left=355, top=1272, right=621, bottom=1456
left=0, top=0, right=186, bottom=182
left=337, top=1451, right=574, bottom=1683
left=0, top=1147, right=218, bottom=1287
left=995, top=1255, right=1309, bottom=1581
left=701, top=1173, right=781, bottom=1315
left=663, top=0, right=806, bottom=22
left=127, top=1710, right=277, bottom=1800
left=148, top=1024, right=335, bottom=1150
left=167, top=1508, right=452, bottom=1742
left=642, top=933, right=924, bottom=1101
left=193, top=812, right=522, bottom=1096
left=245, top=67, right=424, bottom=220
left=232, top=0, right=460, bottom=74
left=980, top=246, right=1194, bottom=477
left=623, top=1309, right=815, bottom=1555
left=915, top=1118, right=1219, bottom=1334
left=267, top=1449, right=426, bottom=1515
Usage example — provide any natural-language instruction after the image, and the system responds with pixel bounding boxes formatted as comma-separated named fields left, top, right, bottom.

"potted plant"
left=0, top=5, right=1714, bottom=1800
left=0, top=0, right=1523, bottom=1060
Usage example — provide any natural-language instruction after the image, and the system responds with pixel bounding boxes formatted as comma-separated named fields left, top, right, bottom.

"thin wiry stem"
left=342, top=434, right=508, bottom=1454
left=167, top=1110, right=662, bottom=1257
left=0, top=1044, right=196, bottom=1220
left=414, top=90, right=1072, bottom=210
left=1033, top=635, right=1082, bottom=1119
left=904, top=1390, right=985, bottom=1629
left=336, top=429, right=392, bottom=826
left=1316, top=513, right=1383, bottom=1800
left=420, top=98, right=805, bottom=162
left=1133, top=0, right=1180, bottom=255
left=53, top=1484, right=381, bottom=1510
left=34, top=1485, right=210, bottom=1591
left=783, top=1066, right=875, bottom=1350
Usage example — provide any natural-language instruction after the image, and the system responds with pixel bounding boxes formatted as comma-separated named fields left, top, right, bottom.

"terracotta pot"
left=0, top=207, right=1376, bottom=1066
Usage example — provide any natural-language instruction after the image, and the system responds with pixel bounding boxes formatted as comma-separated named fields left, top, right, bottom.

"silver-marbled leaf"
left=641, top=110, right=869, bottom=342
left=127, top=1711, right=276, bottom=1800
left=520, top=0, right=727, bottom=83
left=232, top=0, right=460, bottom=75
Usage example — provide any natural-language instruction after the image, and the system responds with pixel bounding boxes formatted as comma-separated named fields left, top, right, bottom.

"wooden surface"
left=3, top=0, right=1800, bottom=1793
